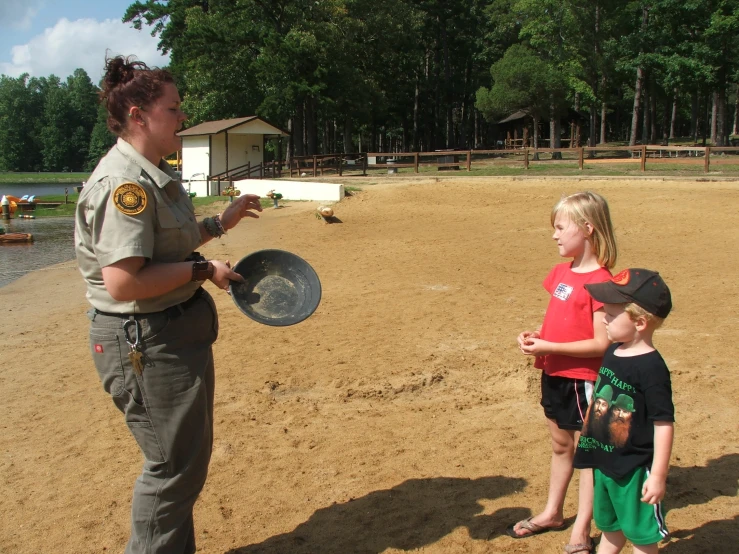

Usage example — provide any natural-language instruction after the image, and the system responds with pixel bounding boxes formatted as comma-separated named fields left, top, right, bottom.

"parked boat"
left=0, top=232, right=34, bottom=244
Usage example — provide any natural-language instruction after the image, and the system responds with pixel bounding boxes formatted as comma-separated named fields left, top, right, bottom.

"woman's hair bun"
left=102, top=55, right=150, bottom=94
left=99, top=53, right=175, bottom=136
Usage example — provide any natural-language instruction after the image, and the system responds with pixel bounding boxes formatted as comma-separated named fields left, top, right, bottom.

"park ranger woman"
left=74, top=55, right=262, bottom=553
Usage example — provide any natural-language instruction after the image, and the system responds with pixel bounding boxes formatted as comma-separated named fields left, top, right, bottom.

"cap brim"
left=584, top=281, right=633, bottom=305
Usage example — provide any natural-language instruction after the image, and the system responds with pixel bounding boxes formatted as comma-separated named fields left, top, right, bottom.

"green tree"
left=0, top=74, right=43, bottom=171
left=476, top=44, right=568, bottom=149
left=40, top=76, right=76, bottom=171
left=66, top=69, right=99, bottom=170
left=86, top=103, right=117, bottom=171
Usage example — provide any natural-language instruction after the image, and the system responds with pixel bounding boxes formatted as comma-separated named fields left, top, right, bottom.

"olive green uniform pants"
left=88, top=291, right=218, bottom=553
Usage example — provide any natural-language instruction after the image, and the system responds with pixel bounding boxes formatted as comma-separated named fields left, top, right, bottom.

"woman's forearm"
left=102, top=257, right=193, bottom=301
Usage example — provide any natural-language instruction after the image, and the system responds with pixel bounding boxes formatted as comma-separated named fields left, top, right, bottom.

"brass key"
left=123, top=319, right=144, bottom=374
left=128, top=348, right=144, bottom=374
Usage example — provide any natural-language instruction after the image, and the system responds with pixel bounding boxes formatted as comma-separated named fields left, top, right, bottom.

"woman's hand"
left=219, top=194, right=263, bottom=231
left=209, top=260, right=244, bottom=291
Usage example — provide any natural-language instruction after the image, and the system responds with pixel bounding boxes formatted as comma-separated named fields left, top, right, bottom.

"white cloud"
left=0, top=17, right=170, bottom=81
left=0, top=0, right=42, bottom=30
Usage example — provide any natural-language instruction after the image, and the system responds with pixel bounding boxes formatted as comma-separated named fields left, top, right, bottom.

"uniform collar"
left=116, top=137, right=175, bottom=189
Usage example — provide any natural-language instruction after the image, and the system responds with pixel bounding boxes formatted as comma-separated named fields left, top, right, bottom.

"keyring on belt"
left=123, top=319, right=144, bottom=374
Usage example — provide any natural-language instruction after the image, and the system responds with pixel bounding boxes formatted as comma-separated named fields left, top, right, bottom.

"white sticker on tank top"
left=553, top=282, right=574, bottom=301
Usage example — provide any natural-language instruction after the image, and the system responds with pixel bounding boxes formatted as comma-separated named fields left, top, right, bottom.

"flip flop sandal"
left=563, top=537, right=595, bottom=553
left=505, top=517, right=566, bottom=539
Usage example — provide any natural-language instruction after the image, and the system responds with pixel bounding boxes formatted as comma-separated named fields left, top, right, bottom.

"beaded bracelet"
left=214, top=213, right=226, bottom=236
left=203, top=217, right=223, bottom=238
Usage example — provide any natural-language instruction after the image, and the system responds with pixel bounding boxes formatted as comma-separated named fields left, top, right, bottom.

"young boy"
left=574, top=268, right=674, bottom=554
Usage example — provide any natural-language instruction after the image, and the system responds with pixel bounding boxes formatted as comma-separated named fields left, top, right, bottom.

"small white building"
left=178, top=116, right=289, bottom=197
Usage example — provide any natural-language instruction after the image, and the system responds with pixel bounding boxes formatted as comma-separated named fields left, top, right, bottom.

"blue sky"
left=0, top=0, right=169, bottom=82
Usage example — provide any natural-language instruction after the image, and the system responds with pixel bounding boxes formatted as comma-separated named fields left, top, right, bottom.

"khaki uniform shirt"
left=75, top=138, right=202, bottom=313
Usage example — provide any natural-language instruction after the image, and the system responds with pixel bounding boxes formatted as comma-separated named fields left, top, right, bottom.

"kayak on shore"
left=0, top=232, right=34, bottom=244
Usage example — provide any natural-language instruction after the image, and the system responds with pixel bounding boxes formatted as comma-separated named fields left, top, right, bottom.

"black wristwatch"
left=191, top=260, right=214, bottom=282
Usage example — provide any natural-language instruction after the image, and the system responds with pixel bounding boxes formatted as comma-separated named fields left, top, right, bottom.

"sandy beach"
left=1, top=177, right=737, bottom=553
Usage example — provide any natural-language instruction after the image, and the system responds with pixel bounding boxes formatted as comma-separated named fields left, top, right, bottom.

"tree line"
left=124, top=0, right=739, bottom=157
left=2, top=0, right=739, bottom=172
left=0, top=69, right=116, bottom=172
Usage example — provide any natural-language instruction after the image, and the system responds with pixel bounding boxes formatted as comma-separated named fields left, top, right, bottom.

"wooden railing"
left=204, top=146, right=739, bottom=186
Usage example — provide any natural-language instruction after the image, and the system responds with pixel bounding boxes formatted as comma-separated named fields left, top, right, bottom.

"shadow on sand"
left=665, top=453, right=739, bottom=512
left=662, top=515, right=739, bottom=553
left=658, top=454, right=739, bottom=553
left=226, top=475, right=530, bottom=554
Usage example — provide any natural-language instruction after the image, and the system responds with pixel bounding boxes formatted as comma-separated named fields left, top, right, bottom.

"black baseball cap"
left=585, top=268, right=672, bottom=318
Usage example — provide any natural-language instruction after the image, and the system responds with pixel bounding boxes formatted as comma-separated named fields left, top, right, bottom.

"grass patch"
left=33, top=204, right=77, bottom=217
left=0, top=172, right=89, bottom=184
left=23, top=193, right=269, bottom=218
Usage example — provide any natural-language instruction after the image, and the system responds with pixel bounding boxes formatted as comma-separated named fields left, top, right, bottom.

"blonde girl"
left=507, top=191, right=617, bottom=554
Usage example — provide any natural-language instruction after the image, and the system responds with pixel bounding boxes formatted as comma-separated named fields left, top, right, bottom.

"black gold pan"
left=229, top=249, right=322, bottom=326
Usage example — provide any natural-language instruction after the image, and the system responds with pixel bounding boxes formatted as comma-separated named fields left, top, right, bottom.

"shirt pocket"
left=183, top=192, right=196, bottom=215
left=154, top=205, right=188, bottom=262
left=156, top=205, right=183, bottom=229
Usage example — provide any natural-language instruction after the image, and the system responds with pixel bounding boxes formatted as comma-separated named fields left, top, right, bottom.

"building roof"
left=498, top=108, right=588, bottom=125
left=498, top=110, right=528, bottom=124
left=178, top=116, right=288, bottom=136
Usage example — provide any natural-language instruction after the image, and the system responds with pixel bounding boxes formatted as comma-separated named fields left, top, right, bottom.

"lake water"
left=0, top=182, right=86, bottom=287
left=0, top=216, right=76, bottom=288
left=0, top=182, right=84, bottom=199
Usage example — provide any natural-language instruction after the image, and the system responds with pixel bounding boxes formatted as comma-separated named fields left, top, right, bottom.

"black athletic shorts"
left=540, top=372, right=594, bottom=430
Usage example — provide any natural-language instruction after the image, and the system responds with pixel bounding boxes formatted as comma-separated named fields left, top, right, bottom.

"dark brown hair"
left=100, top=55, right=175, bottom=135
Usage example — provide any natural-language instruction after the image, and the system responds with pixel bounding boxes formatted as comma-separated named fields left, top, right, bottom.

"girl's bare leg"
left=510, top=419, right=574, bottom=536
left=567, top=466, right=593, bottom=548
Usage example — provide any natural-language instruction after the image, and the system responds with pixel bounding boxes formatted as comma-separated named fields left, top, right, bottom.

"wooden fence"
left=205, top=146, right=739, bottom=185
left=285, top=146, right=739, bottom=176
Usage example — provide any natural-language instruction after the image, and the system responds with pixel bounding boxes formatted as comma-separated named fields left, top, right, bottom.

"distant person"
left=509, top=191, right=618, bottom=554
left=74, top=55, right=262, bottom=553
left=575, top=269, right=674, bottom=554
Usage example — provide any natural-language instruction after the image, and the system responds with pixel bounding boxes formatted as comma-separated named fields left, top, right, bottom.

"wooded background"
left=2, top=0, right=739, bottom=172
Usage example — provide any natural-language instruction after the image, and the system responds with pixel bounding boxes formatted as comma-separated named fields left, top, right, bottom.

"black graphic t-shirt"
left=573, top=343, right=674, bottom=479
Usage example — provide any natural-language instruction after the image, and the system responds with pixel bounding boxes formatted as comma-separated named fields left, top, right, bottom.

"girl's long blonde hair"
left=551, top=191, right=618, bottom=269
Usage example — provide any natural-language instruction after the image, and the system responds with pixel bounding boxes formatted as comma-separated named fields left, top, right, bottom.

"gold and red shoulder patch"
left=113, top=182, right=147, bottom=215
left=612, top=269, right=630, bottom=286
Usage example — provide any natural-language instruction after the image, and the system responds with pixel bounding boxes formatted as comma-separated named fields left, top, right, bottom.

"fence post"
left=313, top=155, right=317, bottom=177
left=247, top=162, right=251, bottom=179
left=363, top=153, right=368, bottom=176
left=524, top=149, right=529, bottom=170
left=289, top=157, right=294, bottom=178
left=414, top=152, right=419, bottom=173
left=704, top=147, right=710, bottom=173
left=640, top=145, right=647, bottom=171
left=578, top=147, right=584, bottom=170
left=466, top=150, right=472, bottom=171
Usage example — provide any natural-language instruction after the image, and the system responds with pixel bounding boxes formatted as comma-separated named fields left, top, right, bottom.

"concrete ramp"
left=233, top=179, right=343, bottom=202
